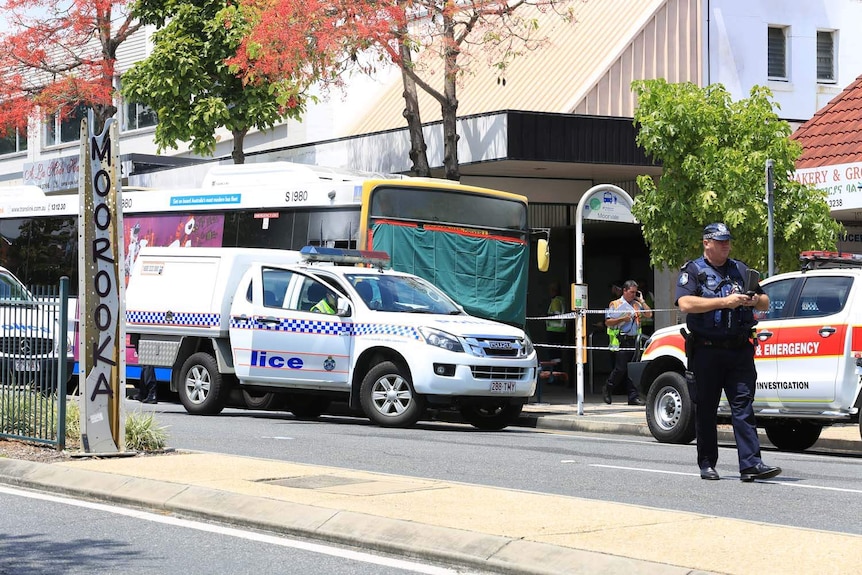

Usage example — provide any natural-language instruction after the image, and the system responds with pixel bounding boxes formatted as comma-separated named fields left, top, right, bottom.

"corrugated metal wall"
left=530, top=203, right=574, bottom=229
left=573, top=0, right=702, bottom=116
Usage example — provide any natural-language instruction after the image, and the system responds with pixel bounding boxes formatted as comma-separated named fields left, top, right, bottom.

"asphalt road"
left=0, top=483, right=488, bottom=575
left=131, top=400, right=862, bottom=536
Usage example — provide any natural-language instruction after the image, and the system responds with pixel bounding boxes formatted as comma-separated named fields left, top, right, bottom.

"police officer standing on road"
left=676, top=223, right=781, bottom=482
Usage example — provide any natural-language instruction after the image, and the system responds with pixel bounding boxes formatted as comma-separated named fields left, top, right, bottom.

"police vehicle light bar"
left=300, top=246, right=391, bottom=268
left=799, top=250, right=862, bottom=270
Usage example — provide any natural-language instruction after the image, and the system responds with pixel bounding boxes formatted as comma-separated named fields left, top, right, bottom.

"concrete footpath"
left=0, top=386, right=860, bottom=575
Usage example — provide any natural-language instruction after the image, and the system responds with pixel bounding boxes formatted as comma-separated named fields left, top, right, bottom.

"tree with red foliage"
left=0, top=0, right=141, bottom=139
left=226, top=0, right=578, bottom=180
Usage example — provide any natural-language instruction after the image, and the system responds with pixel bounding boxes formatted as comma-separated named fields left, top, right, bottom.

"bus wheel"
left=645, top=371, right=696, bottom=444
left=460, top=402, right=522, bottom=430
left=285, top=395, right=330, bottom=419
left=178, top=352, right=227, bottom=415
left=241, top=389, right=285, bottom=411
left=360, top=361, right=425, bottom=428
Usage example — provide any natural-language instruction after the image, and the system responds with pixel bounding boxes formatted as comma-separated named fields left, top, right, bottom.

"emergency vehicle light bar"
left=300, top=246, right=391, bottom=268
left=799, top=250, right=862, bottom=270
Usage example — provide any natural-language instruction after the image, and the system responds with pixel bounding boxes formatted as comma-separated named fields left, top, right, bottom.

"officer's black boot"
left=142, top=381, right=157, bottom=404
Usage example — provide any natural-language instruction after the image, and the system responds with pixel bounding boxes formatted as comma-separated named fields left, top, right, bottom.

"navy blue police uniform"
left=675, top=254, right=764, bottom=474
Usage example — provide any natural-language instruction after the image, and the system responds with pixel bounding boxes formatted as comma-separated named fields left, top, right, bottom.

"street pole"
left=766, top=159, right=775, bottom=277
left=575, top=185, right=636, bottom=415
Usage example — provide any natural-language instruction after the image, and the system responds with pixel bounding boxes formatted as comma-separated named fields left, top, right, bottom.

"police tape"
left=528, top=308, right=676, bottom=321
left=534, top=343, right=640, bottom=352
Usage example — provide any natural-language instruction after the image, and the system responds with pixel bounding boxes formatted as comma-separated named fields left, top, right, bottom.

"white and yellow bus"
left=0, top=162, right=530, bottom=323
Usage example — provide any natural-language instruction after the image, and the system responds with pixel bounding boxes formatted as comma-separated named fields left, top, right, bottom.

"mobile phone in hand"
left=744, top=269, right=760, bottom=296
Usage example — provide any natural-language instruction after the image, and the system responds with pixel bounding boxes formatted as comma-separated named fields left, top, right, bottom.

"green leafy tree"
left=631, top=79, right=841, bottom=275
left=121, top=0, right=308, bottom=164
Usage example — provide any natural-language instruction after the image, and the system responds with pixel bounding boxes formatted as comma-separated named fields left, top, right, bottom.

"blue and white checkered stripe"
left=231, top=317, right=350, bottom=336
left=352, top=323, right=419, bottom=339
left=230, top=317, right=420, bottom=340
left=127, top=310, right=220, bottom=327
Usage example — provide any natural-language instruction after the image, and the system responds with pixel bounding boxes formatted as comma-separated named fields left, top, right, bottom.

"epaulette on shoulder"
left=680, top=260, right=694, bottom=271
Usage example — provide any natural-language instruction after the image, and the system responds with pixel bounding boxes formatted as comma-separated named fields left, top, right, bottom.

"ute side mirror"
left=336, top=297, right=351, bottom=316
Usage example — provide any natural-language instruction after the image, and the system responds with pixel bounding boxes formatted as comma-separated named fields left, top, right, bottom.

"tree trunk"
left=399, top=41, right=431, bottom=177
left=441, top=76, right=459, bottom=182
left=231, top=129, right=247, bottom=164
left=441, top=13, right=460, bottom=182
left=92, top=103, right=117, bottom=135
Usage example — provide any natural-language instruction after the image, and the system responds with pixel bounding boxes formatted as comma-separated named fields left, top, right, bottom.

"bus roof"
left=202, top=161, right=406, bottom=188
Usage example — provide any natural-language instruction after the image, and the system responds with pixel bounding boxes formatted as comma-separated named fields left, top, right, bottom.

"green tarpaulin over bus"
left=371, top=222, right=527, bottom=326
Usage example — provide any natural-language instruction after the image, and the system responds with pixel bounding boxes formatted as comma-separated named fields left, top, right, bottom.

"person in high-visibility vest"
left=542, top=282, right=568, bottom=382
left=310, top=284, right=338, bottom=314
left=604, top=280, right=651, bottom=405
left=545, top=281, right=567, bottom=346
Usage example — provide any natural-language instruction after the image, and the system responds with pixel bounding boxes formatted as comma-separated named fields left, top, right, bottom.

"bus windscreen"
left=369, top=186, right=527, bottom=233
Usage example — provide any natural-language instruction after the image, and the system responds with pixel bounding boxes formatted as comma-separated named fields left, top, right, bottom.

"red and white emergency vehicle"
left=125, top=246, right=538, bottom=430
left=629, top=251, right=862, bottom=451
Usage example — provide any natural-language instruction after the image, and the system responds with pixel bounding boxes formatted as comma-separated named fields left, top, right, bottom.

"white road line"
left=0, top=485, right=474, bottom=575
left=588, top=464, right=862, bottom=493
left=587, top=464, right=695, bottom=477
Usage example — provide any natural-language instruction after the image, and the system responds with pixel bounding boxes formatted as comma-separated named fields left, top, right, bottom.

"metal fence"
left=0, top=277, right=71, bottom=450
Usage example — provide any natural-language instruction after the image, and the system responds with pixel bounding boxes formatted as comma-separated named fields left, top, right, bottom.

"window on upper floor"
left=123, top=101, right=158, bottom=132
left=0, top=127, right=27, bottom=155
left=767, top=26, right=788, bottom=80
left=817, top=30, right=836, bottom=83
left=44, top=103, right=88, bottom=147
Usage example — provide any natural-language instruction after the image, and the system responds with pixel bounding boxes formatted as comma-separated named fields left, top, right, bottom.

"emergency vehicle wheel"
left=764, top=421, right=822, bottom=452
left=241, top=390, right=284, bottom=411
left=646, top=371, right=696, bottom=444
left=178, top=352, right=227, bottom=415
left=360, top=361, right=425, bottom=427
left=459, top=402, right=522, bottom=430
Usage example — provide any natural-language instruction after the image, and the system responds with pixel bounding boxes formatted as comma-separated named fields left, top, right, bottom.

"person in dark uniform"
left=675, top=223, right=780, bottom=482
left=130, top=334, right=157, bottom=404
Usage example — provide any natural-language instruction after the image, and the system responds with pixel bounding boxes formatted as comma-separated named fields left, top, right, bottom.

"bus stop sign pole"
left=574, top=185, right=637, bottom=415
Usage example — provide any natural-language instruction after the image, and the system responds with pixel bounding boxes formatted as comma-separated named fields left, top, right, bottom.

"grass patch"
left=124, top=408, right=169, bottom=451
left=1, top=389, right=169, bottom=452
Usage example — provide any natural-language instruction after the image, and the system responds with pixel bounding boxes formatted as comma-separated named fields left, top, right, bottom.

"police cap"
left=703, top=222, right=732, bottom=241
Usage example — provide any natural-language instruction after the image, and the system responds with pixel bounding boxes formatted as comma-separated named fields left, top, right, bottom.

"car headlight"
left=419, top=327, right=464, bottom=353
left=520, top=335, right=534, bottom=356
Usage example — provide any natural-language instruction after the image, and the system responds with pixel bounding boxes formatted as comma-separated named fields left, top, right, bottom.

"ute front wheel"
left=178, top=352, right=227, bottom=415
left=646, top=371, right=696, bottom=444
left=360, top=361, right=425, bottom=428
